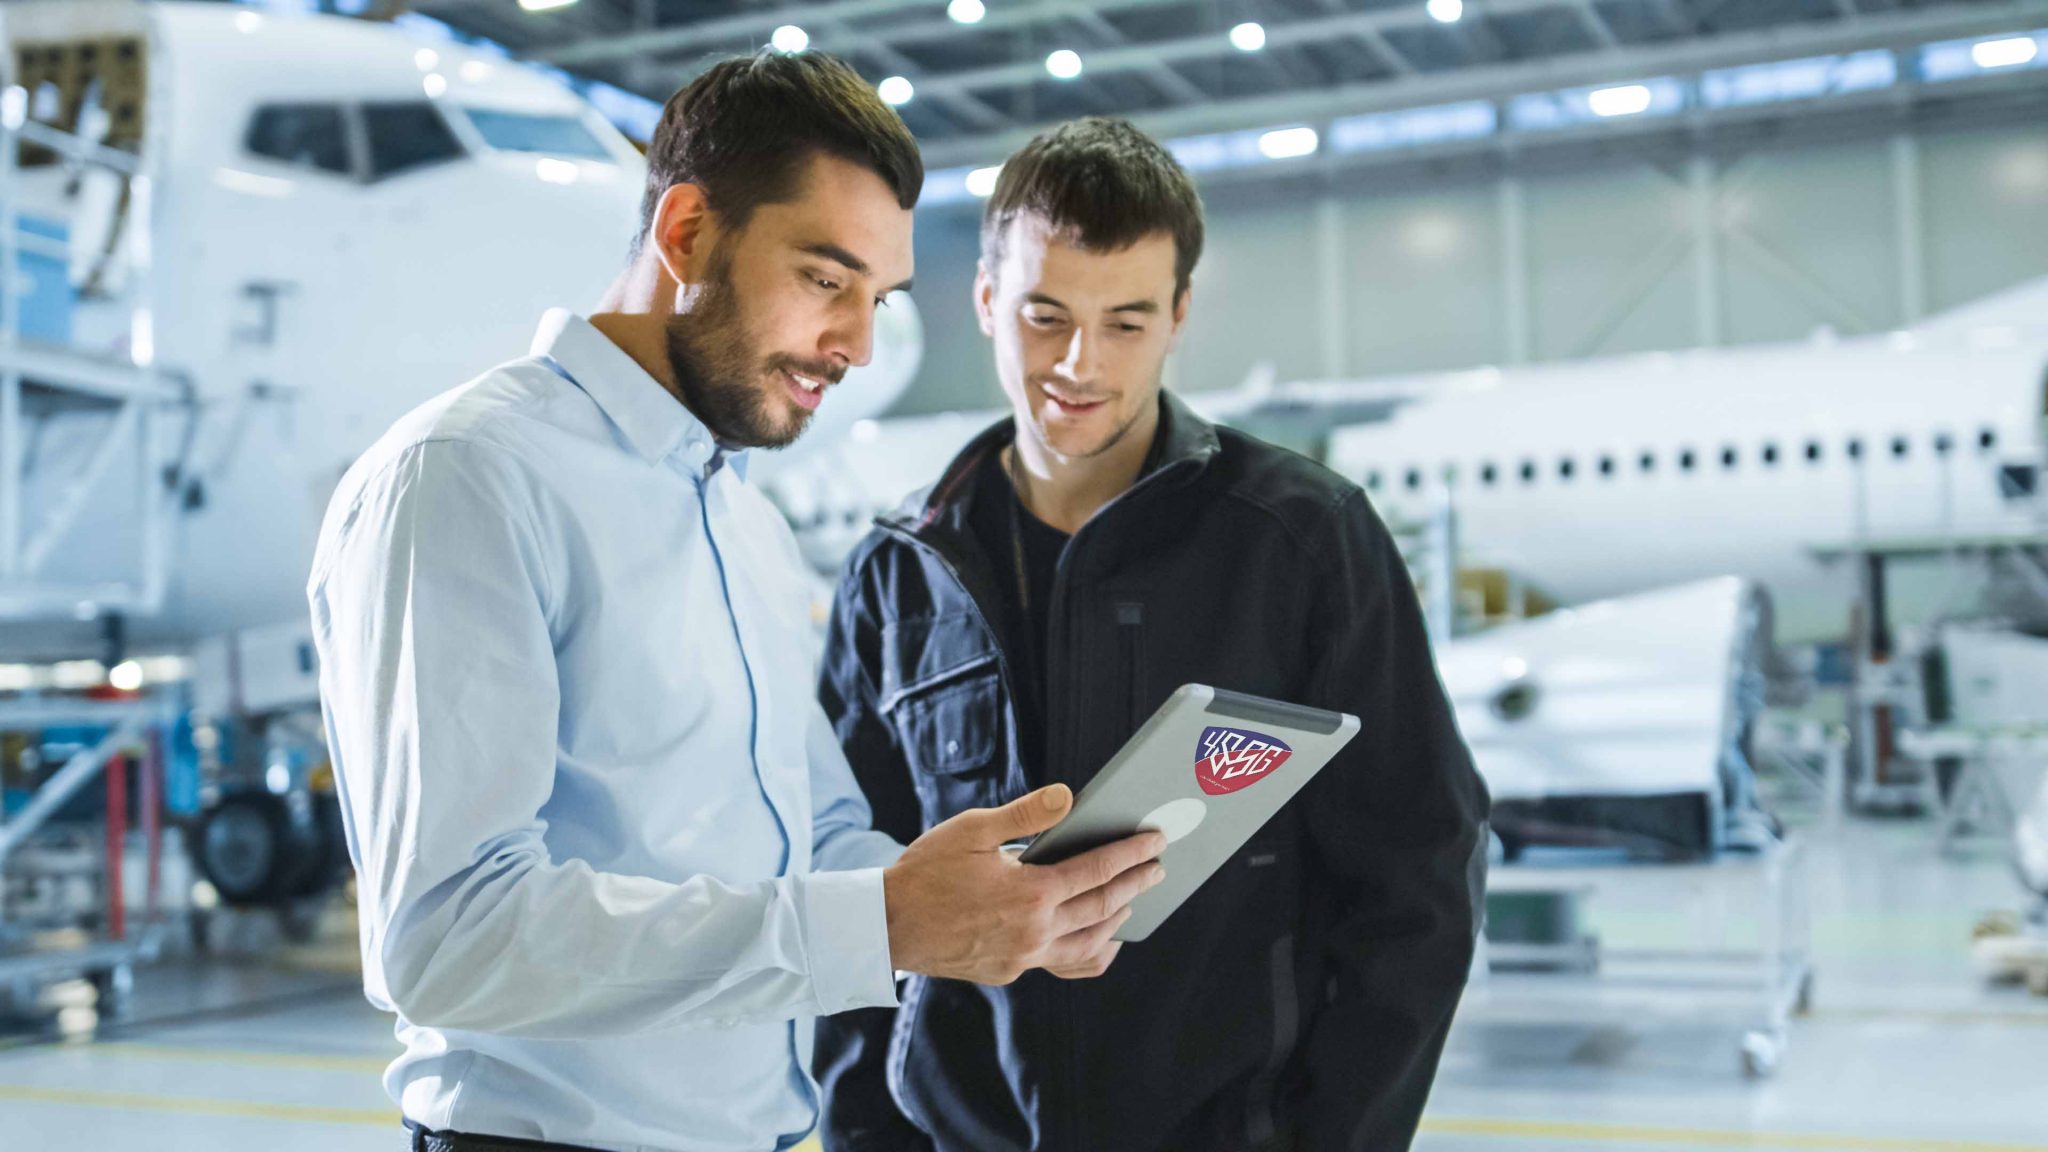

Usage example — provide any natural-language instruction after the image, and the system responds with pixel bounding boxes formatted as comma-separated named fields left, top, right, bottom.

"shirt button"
left=945, top=740, right=961, bottom=756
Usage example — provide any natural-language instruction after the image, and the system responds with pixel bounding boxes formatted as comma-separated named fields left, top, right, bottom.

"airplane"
left=1321, top=283, right=2048, bottom=623
left=0, top=0, right=919, bottom=918
left=0, top=0, right=923, bottom=669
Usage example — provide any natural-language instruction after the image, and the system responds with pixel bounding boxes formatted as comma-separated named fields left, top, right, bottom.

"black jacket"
left=813, top=392, right=1489, bottom=1152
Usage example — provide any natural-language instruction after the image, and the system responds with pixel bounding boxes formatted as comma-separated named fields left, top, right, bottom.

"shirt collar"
left=530, top=309, right=749, bottom=479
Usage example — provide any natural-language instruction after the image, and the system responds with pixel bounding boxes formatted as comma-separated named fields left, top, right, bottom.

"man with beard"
left=812, top=118, right=1489, bottom=1152
left=310, top=55, right=1165, bottom=1152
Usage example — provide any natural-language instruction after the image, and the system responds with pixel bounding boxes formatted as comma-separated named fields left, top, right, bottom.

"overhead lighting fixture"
left=461, top=59, right=493, bottom=83
left=1427, top=0, right=1464, bottom=24
left=423, top=72, right=448, bottom=99
left=414, top=48, right=439, bottom=71
left=772, top=24, right=810, bottom=53
left=1972, top=36, right=2040, bottom=69
left=109, top=661, right=144, bottom=693
left=518, top=0, right=580, bottom=11
left=966, top=165, right=1002, bottom=197
left=879, top=76, right=915, bottom=106
left=233, top=10, right=263, bottom=33
left=1230, top=22, right=1267, bottom=52
left=1046, top=49, right=1083, bottom=79
left=1257, top=126, right=1320, bottom=160
left=1587, top=83, right=1653, bottom=116
left=948, top=0, right=986, bottom=24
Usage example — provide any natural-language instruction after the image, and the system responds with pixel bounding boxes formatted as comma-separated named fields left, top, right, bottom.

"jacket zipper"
left=883, top=452, right=1204, bottom=1152
left=1116, top=602, right=1144, bottom=732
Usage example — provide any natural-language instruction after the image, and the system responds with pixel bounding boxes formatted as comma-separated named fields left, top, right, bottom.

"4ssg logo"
left=1195, top=726, right=1293, bottom=796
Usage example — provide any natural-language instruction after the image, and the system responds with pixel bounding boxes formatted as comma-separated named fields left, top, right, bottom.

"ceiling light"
left=1258, top=126, right=1319, bottom=160
left=1046, top=49, right=1083, bottom=80
left=536, top=158, right=581, bottom=185
left=414, top=48, right=439, bottom=71
left=109, top=661, right=144, bottom=692
left=1587, top=84, right=1652, bottom=116
left=422, top=73, right=448, bottom=99
left=1972, top=36, right=2040, bottom=69
left=1427, top=0, right=1464, bottom=24
left=966, top=165, right=1002, bottom=197
left=879, top=76, right=914, bottom=106
left=233, top=10, right=263, bottom=32
left=1230, top=22, right=1267, bottom=52
left=948, top=0, right=986, bottom=24
left=461, top=60, right=493, bottom=83
left=518, top=0, right=579, bottom=11
left=772, top=24, right=809, bottom=53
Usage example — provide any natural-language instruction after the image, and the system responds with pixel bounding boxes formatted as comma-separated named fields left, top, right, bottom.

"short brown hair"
left=636, top=51, right=923, bottom=253
left=981, top=117, right=1204, bottom=301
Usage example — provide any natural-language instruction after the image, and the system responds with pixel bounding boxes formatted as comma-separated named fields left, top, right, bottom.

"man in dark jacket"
left=812, top=117, right=1490, bottom=1152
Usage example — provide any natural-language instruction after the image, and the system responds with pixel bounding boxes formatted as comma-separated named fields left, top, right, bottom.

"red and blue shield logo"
left=1195, top=726, right=1293, bottom=796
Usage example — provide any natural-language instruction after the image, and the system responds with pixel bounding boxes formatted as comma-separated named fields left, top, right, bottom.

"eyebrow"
left=799, top=241, right=914, bottom=294
left=1025, top=292, right=1159, bottom=315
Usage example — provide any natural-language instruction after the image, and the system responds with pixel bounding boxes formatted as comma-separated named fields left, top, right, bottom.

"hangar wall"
left=892, top=114, right=2048, bottom=416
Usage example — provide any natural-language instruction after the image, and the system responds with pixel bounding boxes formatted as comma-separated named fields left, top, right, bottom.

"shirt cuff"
left=798, top=866, right=899, bottom=1016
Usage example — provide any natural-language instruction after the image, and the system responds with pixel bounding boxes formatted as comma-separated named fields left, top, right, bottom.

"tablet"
left=1017, top=684, right=1360, bottom=941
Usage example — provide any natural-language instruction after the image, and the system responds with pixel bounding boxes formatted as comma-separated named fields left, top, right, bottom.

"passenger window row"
left=1365, top=427, right=2002, bottom=493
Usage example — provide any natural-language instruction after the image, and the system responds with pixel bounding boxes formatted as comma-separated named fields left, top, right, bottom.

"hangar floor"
left=2, top=818, right=2043, bottom=1152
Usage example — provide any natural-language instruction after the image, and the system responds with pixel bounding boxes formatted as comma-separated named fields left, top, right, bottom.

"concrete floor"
left=3, top=817, right=2044, bottom=1152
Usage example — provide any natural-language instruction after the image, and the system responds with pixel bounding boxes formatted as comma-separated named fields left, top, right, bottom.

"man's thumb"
left=982, top=784, right=1071, bottom=844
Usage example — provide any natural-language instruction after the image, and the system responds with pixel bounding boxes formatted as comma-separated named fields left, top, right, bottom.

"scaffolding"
left=0, top=50, right=185, bottom=625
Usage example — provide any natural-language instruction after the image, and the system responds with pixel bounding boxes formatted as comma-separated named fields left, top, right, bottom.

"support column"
left=1689, top=152, right=1723, bottom=348
left=1316, top=195, right=1347, bottom=379
left=1892, top=133, right=1927, bottom=324
left=1499, top=175, right=1533, bottom=364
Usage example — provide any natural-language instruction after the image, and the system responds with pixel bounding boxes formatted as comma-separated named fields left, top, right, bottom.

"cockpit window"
left=363, top=102, right=465, bottom=180
left=245, top=104, right=351, bottom=175
left=461, top=108, right=612, bottom=160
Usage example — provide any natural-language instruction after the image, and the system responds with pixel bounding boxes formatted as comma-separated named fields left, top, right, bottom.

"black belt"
left=404, top=1119, right=609, bottom=1152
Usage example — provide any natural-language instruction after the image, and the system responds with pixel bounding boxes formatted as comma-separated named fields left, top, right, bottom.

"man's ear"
left=973, top=260, right=997, bottom=338
left=1167, top=283, right=1192, bottom=352
left=648, top=182, right=717, bottom=291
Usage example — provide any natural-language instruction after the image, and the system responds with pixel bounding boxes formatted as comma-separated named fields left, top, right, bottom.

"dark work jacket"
left=812, top=391, right=1490, bottom=1152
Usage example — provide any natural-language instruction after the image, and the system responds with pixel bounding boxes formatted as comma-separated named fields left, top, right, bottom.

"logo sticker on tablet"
left=1195, top=726, right=1293, bottom=796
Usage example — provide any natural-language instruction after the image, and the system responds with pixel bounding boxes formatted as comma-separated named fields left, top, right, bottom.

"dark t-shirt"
left=965, top=449, right=1069, bottom=775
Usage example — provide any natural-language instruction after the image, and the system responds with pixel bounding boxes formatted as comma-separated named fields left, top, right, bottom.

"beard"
left=663, top=247, right=844, bottom=451
left=1022, top=369, right=1161, bottom=461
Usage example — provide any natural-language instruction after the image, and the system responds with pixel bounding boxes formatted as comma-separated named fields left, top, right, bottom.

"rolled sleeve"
left=798, top=865, right=899, bottom=1016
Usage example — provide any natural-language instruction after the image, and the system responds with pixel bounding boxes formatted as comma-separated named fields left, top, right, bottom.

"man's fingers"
left=960, top=784, right=1071, bottom=848
left=1052, top=861, right=1164, bottom=936
left=1043, top=908, right=1131, bottom=974
left=1044, top=830, right=1166, bottom=900
left=1045, top=940, right=1124, bottom=980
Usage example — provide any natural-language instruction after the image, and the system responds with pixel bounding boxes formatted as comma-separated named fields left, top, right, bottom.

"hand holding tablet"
left=1020, top=685, right=1361, bottom=941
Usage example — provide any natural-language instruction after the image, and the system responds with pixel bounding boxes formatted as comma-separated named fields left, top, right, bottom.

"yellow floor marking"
left=1421, top=1115, right=2048, bottom=1151
left=0, top=1082, right=391, bottom=1126
left=86, top=1041, right=390, bottom=1074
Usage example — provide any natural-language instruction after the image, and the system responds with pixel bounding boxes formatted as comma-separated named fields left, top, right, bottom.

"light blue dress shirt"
left=309, top=309, right=903, bottom=1152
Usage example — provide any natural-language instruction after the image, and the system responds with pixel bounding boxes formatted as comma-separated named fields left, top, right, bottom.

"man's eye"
left=1115, top=324, right=1144, bottom=334
left=811, top=275, right=840, bottom=292
left=1027, top=313, right=1062, bottom=326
